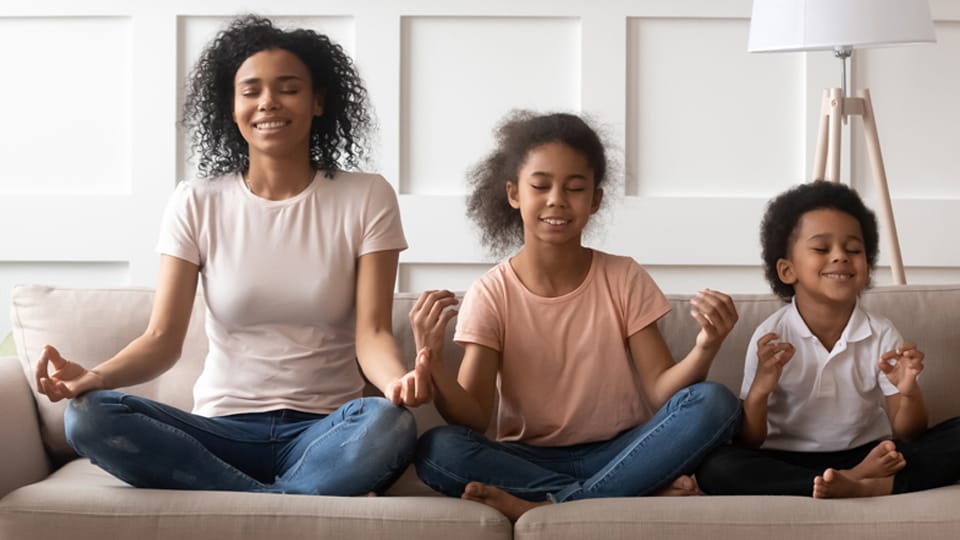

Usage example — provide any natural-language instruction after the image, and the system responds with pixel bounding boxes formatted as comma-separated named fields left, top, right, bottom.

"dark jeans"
left=65, top=390, right=417, bottom=495
left=697, top=417, right=960, bottom=496
left=416, top=381, right=741, bottom=502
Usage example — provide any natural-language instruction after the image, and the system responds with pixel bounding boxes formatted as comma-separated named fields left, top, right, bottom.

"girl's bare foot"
left=813, top=468, right=894, bottom=499
left=655, top=475, right=703, bottom=496
left=461, top=482, right=551, bottom=522
left=849, top=440, right=905, bottom=480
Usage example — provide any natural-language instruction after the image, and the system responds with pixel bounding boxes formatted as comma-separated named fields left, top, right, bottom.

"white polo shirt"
left=741, top=300, right=900, bottom=452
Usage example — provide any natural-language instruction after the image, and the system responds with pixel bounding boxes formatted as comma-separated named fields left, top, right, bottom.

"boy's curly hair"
left=182, top=15, right=373, bottom=178
left=466, top=111, right=609, bottom=255
left=760, top=181, right=879, bottom=300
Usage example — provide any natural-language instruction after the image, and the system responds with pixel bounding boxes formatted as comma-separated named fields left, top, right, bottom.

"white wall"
left=2, top=0, right=959, bottom=335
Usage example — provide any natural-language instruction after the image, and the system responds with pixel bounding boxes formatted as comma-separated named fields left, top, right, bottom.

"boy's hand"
left=879, top=342, right=924, bottom=396
left=690, top=289, right=738, bottom=351
left=750, top=333, right=794, bottom=397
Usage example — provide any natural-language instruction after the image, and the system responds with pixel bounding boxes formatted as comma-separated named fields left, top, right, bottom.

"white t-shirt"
left=156, top=170, right=407, bottom=417
left=741, top=300, right=900, bottom=452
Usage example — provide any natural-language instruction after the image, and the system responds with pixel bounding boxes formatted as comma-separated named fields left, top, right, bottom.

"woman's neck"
left=509, top=244, right=593, bottom=297
left=244, top=156, right=316, bottom=201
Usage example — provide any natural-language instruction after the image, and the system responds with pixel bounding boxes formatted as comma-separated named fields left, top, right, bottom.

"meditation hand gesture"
left=409, top=290, right=458, bottom=361
left=752, top=333, right=795, bottom=397
left=689, top=289, right=738, bottom=351
left=35, top=344, right=104, bottom=402
left=879, top=342, right=924, bottom=396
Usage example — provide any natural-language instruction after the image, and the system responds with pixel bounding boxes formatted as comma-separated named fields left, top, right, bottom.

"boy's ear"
left=776, top=258, right=797, bottom=286
left=591, top=188, right=603, bottom=213
left=506, top=181, right=520, bottom=209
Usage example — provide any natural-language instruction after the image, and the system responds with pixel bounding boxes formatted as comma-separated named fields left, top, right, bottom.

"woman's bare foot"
left=461, top=482, right=551, bottom=522
left=655, top=475, right=703, bottom=496
left=848, top=440, right=905, bottom=480
left=813, top=468, right=894, bottom=499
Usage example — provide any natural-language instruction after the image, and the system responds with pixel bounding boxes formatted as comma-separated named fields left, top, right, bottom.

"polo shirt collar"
left=786, top=297, right=873, bottom=345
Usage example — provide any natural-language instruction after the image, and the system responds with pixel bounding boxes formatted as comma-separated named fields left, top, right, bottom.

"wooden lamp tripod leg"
left=811, top=88, right=906, bottom=285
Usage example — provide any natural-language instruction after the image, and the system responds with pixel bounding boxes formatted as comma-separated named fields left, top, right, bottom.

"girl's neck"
left=793, top=295, right=856, bottom=352
left=244, top=156, right=316, bottom=201
left=510, top=244, right=593, bottom=297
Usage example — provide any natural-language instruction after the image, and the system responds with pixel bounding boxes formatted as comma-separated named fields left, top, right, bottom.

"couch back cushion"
left=11, top=283, right=960, bottom=466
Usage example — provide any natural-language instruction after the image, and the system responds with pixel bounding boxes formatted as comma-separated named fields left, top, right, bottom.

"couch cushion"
left=513, top=486, right=960, bottom=540
left=10, top=285, right=209, bottom=463
left=0, top=459, right=511, bottom=540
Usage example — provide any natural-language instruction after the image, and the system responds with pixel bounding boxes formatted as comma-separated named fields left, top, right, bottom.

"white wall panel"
left=853, top=21, right=960, bottom=199
left=1, top=0, right=958, bottom=337
left=400, top=16, right=580, bottom=195
left=626, top=17, right=805, bottom=197
left=0, top=17, right=132, bottom=195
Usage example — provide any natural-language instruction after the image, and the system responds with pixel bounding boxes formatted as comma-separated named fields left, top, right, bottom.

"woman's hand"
left=34, top=344, right=105, bottom=402
left=879, top=342, right=924, bottom=396
left=409, top=290, right=458, bottom=356
left=690, top=289, right=738, bottom=351
left=384, top=348, right=435, bottom=407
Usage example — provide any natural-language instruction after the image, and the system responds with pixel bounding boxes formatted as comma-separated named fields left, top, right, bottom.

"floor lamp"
left=748, top=0, right=937, bottom=285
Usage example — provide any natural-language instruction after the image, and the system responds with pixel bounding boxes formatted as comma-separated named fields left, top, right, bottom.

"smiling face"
left=233, top=48, right=323, bottom=163
left=506, top=142, right=602, bottom=250
left=777, top=208, right=870, bottom=310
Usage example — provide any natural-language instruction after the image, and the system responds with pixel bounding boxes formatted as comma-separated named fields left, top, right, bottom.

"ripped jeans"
left=64, top=390, right=416, bottom=495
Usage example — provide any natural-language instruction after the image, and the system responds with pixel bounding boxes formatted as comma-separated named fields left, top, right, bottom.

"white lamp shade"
left=748, top=0, right=936, bottom=52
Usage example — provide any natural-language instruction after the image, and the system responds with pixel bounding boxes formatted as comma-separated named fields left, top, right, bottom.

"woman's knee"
left=64, top=390, right=125, bottom=451
left=350, top=397, right=417, bottom=456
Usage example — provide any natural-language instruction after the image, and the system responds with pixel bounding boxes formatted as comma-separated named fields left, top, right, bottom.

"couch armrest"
left=0, top=355, right=51, bottom=499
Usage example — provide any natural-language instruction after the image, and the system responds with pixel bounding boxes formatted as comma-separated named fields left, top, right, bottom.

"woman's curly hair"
left=182, top=15, right=373, bottom=178
left=466, top=111, right=609, bottom=256
left=760, top=181, right=879, bottom=300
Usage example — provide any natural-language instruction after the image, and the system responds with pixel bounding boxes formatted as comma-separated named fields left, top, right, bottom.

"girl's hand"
left=689, top=289, right=738, bottom=351
left=750, top=333, right=794, bottom=397
left=34, top=344, right=105, bottom=402
left=385, top=349, right=434, bottom=407
left=409, top=290, right=459, bottom=356
left=879, top=342, right=924, bottom=396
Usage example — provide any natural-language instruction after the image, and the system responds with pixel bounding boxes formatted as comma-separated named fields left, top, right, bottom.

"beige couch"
left=2, top=283, right=959, bottom=539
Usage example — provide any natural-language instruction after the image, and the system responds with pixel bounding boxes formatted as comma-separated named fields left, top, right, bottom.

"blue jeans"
left=64, top=390, right=416, bottom=495
left=415, top=381, right=740, bottom=502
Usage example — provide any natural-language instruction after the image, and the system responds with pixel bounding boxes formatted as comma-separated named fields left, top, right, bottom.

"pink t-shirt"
left=156, top=170, right=407, bottom=417
left=455, top=250, right=671, bottom=446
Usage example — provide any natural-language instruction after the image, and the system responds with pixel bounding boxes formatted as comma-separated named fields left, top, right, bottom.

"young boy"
left=696, top=181, right=960, bottom=498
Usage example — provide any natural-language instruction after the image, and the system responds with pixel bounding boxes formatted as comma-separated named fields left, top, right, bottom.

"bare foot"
left=655, top=475, right=703, bottom=496
left=461, top=482, right=551, bottom=522
left=366, top=491, right=377, bottom=497
left=813, top=468, right=894, bottom=499
left=848, top=440, right=905, bottom=480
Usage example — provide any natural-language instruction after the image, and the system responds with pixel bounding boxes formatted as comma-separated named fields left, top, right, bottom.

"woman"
left=34, top=15, right=429, bottom=496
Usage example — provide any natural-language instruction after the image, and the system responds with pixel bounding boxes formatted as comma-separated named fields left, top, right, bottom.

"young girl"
left=409, top=111, right=741, bottom=521
left=696, top=181, right=960, bottom=498
left=33, top=15, right=431, bottom=495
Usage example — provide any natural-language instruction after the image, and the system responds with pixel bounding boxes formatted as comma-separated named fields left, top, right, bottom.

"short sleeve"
left=454, top=277, right=503, bottom=352
left=623, top=261, right=671, bottom=337
left=359, top=175, right=407, bottom=256
left=156, top=182, right=201, bottom=266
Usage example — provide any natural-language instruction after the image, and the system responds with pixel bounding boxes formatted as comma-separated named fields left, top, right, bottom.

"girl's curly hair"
left=182, top=15, right=373, bottom=178
left=760, top=181, right=879, bottom=300
left=466, top=111, right=609, bottom=255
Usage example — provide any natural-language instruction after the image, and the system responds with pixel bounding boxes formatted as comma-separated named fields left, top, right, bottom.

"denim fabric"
left=415, top=381, right=741, bottom=502
left=64, top=390, right=416, bottom=495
